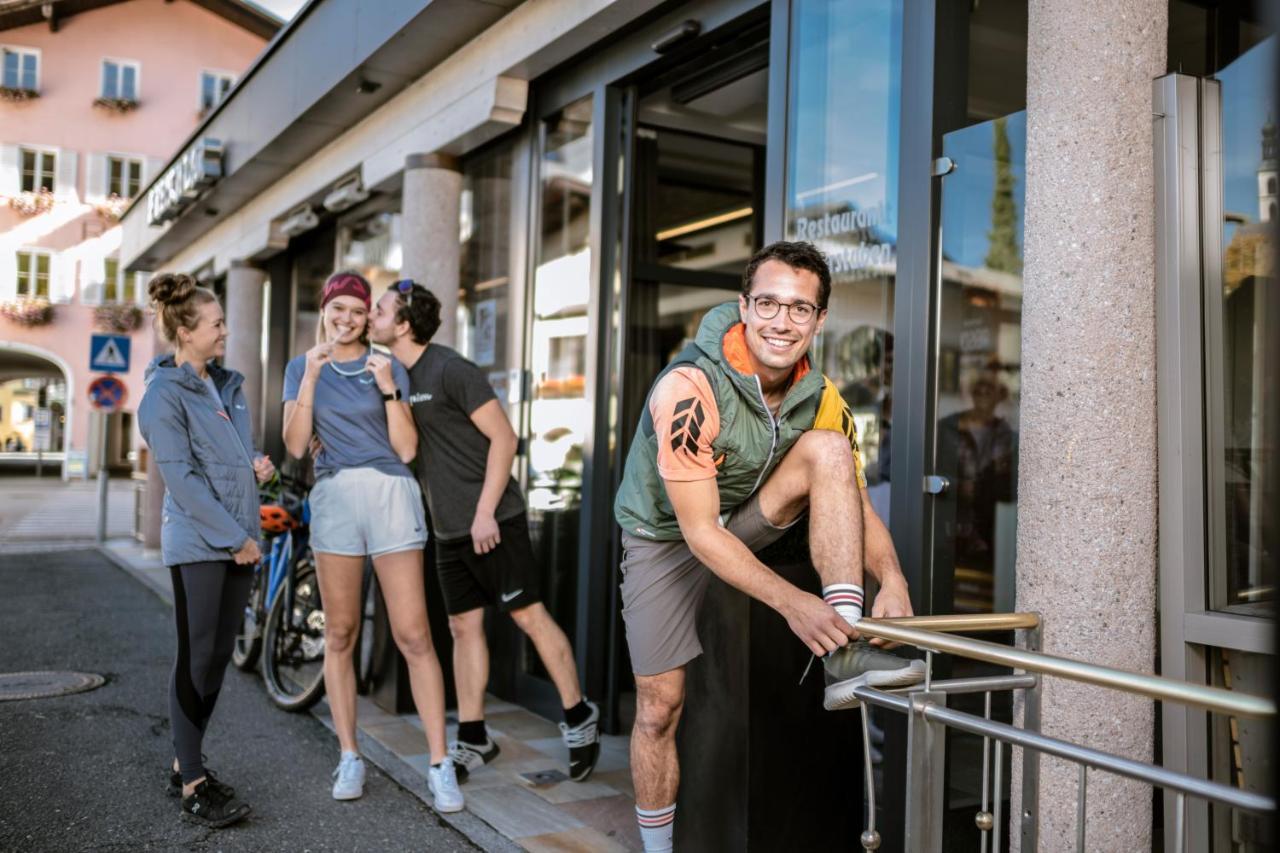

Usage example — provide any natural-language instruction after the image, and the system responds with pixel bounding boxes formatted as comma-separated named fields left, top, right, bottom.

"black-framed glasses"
left=746, top=294, right=821, bottom=325
left=393, top=279, right=415, bottom=306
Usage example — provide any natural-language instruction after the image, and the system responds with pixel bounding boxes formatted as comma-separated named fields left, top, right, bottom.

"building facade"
left=118, top=0, right=1276, bottom=849
left=0, top=0, right=276, bottom=476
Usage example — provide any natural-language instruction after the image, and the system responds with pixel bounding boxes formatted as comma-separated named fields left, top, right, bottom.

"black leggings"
left=169, top=560, right=254, bottom=784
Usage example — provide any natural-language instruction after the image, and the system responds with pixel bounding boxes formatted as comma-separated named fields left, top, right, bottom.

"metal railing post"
left=1020, top=619, right=1043, bottom=852
left=904, top=690, right=948, bottom=852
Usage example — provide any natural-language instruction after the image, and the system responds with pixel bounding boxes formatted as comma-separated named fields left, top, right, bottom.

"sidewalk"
left=0, top=476, right=134, bottom=550
left=101, top=539, right=642, bottom=852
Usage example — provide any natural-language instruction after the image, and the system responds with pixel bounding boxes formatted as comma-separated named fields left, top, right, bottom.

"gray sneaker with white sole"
left=823, top=640, right=926, bottom=710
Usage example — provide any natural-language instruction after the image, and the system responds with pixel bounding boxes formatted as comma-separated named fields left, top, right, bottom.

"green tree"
left=984, top=117, right=1022, bottom=274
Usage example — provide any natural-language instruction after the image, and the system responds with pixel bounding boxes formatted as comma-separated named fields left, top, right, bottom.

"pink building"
left=0, top=0, right=276, bottom=476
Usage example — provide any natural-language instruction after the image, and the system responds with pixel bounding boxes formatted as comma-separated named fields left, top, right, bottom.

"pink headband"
left=320, top=272, right=371, bottom=310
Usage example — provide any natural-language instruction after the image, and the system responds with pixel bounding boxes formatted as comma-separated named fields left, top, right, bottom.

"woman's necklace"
left=327, top=349, right=370, bottom=377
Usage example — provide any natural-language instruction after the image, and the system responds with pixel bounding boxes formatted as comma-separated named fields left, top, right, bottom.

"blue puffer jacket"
left=138, top=355, right=260, bottom=566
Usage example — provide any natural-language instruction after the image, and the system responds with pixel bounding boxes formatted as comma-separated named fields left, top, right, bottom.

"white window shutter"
left=0, top=144, right=19, bottom=197
left=85, top=153, right=107, bottom=203
left=55, top=149, right=79, bottom=201
left=0, top=250, right=17, bottom=300
left=82, top=255, right=106, bottom=306
left=50, top=253, right=75, bottom=304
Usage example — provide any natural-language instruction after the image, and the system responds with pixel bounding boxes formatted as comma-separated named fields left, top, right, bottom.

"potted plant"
left=0, top=86, right=38, bottom=102
left=94, top=303, right=144, bottom=334
left=0, top=299, right=55, bottom=327
left=92, top=95, right=139, bottom=113
left=7, top=188, right=54, bottom=217
left=94, top=194, right=130, bottom=222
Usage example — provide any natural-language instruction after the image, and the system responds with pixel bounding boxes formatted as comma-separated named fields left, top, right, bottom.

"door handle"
left=923, top=475, right=950, bottom=495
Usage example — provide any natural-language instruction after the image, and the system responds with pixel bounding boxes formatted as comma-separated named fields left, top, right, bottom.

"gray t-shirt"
left=283, top=351, right=412, bottom=480
left=405, top=345, right=524, bottom=540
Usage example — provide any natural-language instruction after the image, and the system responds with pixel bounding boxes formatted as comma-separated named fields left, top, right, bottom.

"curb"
left=95, top=542, right=519, bottom=852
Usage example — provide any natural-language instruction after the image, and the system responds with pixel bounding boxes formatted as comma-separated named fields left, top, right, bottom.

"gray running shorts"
left=619, top=492, right=795, bottom=677
left=309, top=467, right=427, bottom=558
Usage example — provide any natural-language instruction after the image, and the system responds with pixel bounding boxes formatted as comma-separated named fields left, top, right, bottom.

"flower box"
left=0, top=86, right=38, bottom=102
left=94, top=194, right=130, bottom=223
left=7, top=189, right=54, bottom=217
left=0, top=299, right=55, bottom=327
left=93, top=303, right=144, bottom=334
left=93, top=96, right=139, bottom=113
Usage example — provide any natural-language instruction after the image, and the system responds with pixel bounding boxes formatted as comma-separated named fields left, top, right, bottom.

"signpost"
left=88, top=333, right=131, bottom=542
left=33, top=406, right=51, bottom=477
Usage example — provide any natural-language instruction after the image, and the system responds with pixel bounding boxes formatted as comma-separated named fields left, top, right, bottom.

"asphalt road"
left=0, top=549, right=476, bottom=852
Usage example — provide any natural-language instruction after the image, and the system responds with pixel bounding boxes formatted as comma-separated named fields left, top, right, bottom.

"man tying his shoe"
left=614, top=240, right=924, bottom=852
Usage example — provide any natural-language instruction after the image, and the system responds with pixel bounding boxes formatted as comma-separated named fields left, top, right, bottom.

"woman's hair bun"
left=148, top=273, right=197, bottom=307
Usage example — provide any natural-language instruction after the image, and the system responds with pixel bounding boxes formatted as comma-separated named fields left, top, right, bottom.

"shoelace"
left=332, top=756, right=361, bottom=782
left=431, top=762, right=461, bottom=795
left=559, top=718, right=598, bottom=748
left=448, top=742, right=485, bottom=766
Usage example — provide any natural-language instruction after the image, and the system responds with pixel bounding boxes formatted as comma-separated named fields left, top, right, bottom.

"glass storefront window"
left=1208, top=35, right=1277, bottom=617
left=459, top=142, right=517, bottom=405
left=785, top=0, right=901, bottom=522
left=523, top=95, right=594, bottom=673
left=336, top=209, right=403, bottom=291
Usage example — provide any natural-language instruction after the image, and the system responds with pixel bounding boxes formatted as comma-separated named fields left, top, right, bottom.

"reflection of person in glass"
left=839, top=327, right=893, bottom=521
left=614, top=242, right=922, bottom=852
left=936, top=368, right=1017, bottom=611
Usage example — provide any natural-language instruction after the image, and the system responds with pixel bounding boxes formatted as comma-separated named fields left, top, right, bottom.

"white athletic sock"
left=636, top=803, right=675, bottom=852
left=822, top=583, right=864, bottom=628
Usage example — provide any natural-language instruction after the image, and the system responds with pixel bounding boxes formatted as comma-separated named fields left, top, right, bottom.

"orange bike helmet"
left=259, top=504, right=294, bottom=534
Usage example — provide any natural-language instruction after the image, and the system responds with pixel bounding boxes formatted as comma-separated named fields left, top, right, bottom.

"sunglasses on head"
left=393, top=279, right=415, bottom=306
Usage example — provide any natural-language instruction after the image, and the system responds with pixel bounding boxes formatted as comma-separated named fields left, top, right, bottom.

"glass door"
left=517, top=96, right=596, bottom=711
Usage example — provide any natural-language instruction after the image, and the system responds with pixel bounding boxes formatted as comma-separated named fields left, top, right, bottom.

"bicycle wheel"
left=231, top=563, right=265, bottom=671
left=355, top=565, right=379, bottom=695
left=262, top=550, right=326, bottom=711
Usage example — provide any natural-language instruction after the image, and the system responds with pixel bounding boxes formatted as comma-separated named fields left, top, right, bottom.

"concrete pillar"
left=1014, top=2, right=1167, bottom=850
left=402, top=153, right=462, bottom=347
left=224, top=261, right=267, bottom=441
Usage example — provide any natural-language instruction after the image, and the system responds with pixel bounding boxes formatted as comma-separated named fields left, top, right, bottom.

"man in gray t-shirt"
left=368, top=280, right=601, bottom=785
left=403, top=346, right=523, bottom=539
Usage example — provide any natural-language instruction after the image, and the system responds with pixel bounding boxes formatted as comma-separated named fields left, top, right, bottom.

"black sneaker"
left=180, top=779, right=251, bottom=828
left=167, top=766, right=234, bottom=799
left=558, top=699, right=600, bottom=782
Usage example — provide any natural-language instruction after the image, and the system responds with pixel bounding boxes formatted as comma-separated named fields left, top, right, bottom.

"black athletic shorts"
left=433, top=513, right=542, bottom=615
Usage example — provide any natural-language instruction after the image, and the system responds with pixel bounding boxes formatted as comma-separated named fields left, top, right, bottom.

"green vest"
left=614, top=302, right=826, bottom=540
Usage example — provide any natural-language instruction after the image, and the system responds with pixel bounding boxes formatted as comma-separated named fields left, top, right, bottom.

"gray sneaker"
left=823, top=640, right=926, bottom=710
left=331, top=752, right=365, bottom=800
left=427, top=758, right=465, bottom=813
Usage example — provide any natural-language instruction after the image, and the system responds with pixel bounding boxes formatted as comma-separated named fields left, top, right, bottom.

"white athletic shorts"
left=308, top=467, right=427, bottom=558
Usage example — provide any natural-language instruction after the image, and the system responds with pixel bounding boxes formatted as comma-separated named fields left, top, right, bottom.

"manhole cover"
left=0, top=671, right=106, bottom=701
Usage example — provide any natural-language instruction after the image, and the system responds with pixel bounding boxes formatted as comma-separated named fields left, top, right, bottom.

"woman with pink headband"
left=281, top=270, right=463, bottom=814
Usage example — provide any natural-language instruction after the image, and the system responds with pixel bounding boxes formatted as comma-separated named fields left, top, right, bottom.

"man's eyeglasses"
left=746, top=295, right=821, bottom=325
left=394, top=279, right=415, bottom=306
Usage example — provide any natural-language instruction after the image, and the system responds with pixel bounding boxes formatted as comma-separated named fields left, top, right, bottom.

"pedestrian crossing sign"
left=89, top=334, right=131, bottom=374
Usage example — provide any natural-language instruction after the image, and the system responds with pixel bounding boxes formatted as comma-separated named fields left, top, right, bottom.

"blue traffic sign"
left=88, top=375, right=128, bottom=412
left=89, top=334, right=131, bottom=374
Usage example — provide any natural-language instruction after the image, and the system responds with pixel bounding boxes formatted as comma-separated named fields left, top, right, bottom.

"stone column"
left=224, top=261, right=267, bottom=441
left=402, top=153, right=462, bottom=347
left=1013, top=2, right=1167, bottom=850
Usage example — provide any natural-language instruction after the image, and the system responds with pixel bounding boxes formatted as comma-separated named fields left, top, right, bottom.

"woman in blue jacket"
left=138, top=273, right=275, bottom=828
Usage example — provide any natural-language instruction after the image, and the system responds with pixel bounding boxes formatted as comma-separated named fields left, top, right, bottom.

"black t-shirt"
left=405, top=345, right=525, bottom=540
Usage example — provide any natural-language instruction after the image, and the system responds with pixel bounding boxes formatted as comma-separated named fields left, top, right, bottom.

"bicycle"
left=234, top=473, right=380, bottom=711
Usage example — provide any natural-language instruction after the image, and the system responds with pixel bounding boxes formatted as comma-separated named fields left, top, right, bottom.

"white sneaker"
left=331, top=752, right=365, bottom=800
left=427, top=758, right=465, bottom=813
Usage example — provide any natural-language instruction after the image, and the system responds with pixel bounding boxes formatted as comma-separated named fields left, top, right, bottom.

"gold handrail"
left=856, top=618, right=1275, bottom=720
left=870, top=613, right=1041, bottom=633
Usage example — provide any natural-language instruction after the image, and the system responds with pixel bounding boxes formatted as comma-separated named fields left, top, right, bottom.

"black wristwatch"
left=381, top=388, right=402, bottom=402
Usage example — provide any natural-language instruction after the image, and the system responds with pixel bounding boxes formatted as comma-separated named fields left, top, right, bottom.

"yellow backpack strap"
left=812, top=376, right=868, bottom=488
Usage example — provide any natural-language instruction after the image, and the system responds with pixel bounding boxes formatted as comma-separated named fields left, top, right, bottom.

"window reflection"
left=524, top=96, right=594, bottom=673
left=337, top=210, right=403, bottom=291
left=460, top=142, right=516, bottom=403
left=785, top=0, right=901, bottom=522
left=1212, top=36, right=1277, bottom=616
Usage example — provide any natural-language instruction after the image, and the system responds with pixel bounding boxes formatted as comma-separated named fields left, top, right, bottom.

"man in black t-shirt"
left=368, top=280, right=600, bottom=783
